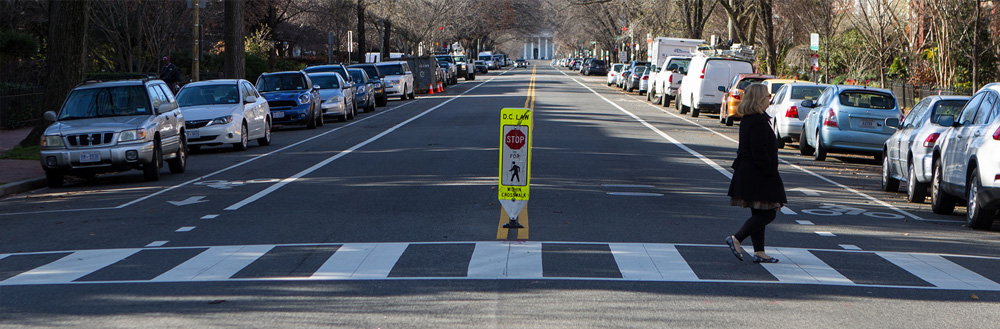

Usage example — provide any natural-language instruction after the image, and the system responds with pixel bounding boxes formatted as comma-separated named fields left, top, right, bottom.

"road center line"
left=225, top=73, right=510, bottom=211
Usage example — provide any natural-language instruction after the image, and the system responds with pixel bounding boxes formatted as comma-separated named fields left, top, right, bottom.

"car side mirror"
left=157, top=103, right=173, bottom=114
left=244, top=95, right=257, bottom=103
left=405, top=71, right=412, bottom=75
left=313, top=85, right=321, bottom=90
left=885, top=118, right=900, bottom=129
left=43, top=111, right=58, bottom=122
left=801, top=100, right=815, bottom=108
left=937, top=115, right=955, bottom=127
left=717, top=86, right=726, bottom=92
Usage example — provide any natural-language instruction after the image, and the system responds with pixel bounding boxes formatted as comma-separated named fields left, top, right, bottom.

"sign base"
left=500, top=199, right=526, bottom=228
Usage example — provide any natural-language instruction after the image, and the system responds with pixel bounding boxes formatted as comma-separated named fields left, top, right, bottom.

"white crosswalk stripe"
left=1, top=242, right=998, bottom=292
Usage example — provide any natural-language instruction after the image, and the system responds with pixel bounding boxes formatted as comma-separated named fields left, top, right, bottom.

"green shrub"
left=245, top=53, right=268, bottom=83
left=0, top=31, right=39, bottom=59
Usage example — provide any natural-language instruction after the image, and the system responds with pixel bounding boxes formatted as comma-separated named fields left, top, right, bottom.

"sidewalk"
left=0, top=128, right=46, bottom=197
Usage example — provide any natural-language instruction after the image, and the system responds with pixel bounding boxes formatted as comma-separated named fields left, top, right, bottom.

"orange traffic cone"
left=438, top=81, right=444, bottom=93
left=428, top=84, right=434, bottom=95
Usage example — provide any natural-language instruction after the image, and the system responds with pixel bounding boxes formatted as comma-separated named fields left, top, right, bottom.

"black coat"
left=727, top=113, right=787, bottom=204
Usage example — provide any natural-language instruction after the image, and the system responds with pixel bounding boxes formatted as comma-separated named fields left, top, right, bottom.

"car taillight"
left=823, top=109, right=838, bottom=127
left=731, top=90, right=740, bottom=100
left=785, top=106, right=798, bottom=118
left=642, top=76, right=649, bottom=80
left=668, top=75, right=673, bottom=83
left=923, top=132, right=941, bottom=147
left=699, top=67, right=705, bottom=79
left=994, top=125, right=1000, bottom=140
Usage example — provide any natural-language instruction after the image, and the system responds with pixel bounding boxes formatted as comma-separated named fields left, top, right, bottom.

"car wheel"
left=167, top=135, right=187, bottom=174
left=814, top=132, right=827, bottom=161
left=679, top=98, right=689, bottom=114
left=967, top=168, right=995, bottom=230
left=234, top=123, right=249, bottom=151
left=45, top=170, right=64, bottom=188
left=348, top=103, right=356, bottom=119
left=257, top=121, right=272, bottom=146
left=691, top=106, right=700, bottom=118
left=775, top=123, right=786, bottom=149
left=306, top=109, right=318, bottom=129
left=799, top=129, right=815, bottom=155
left=906, top=162, right=928, bottom=203
left=143, top=138, right=162, bottom=182
left=663, top=95, right=671, bottom=108
left=881, top=154, right=899, bottom=192
left=316, top=106, right=325, bottom=127
left=408, top=89, right=415, bottom=99
left=647, top=89, right=652, bottom=102
left=930, top=159, right=956, bottom=214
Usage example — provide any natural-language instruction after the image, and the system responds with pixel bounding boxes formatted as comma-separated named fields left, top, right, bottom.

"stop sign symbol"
left=505, top=129, right=526, bottom=150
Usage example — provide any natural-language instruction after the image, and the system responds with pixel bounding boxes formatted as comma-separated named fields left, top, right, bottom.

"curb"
left=0, top=177, right=46, bottom=198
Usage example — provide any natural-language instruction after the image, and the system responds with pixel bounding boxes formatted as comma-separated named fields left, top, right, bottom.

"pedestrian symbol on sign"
left=510, top=161, right=521, bottom=182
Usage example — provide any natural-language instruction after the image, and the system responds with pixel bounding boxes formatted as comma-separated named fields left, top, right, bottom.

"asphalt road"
left=1, top=61, right=999, bottom=328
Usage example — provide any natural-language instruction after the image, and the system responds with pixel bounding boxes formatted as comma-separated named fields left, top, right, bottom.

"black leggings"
left=734, top=208, right=777, bottom=252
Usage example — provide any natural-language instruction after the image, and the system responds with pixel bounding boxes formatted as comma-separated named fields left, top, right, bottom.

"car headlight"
left=209, top=115, right=234, bottom=126
left=324, top=96, right=344, bottom=104
left=118, top=129, right=147, bottom=142
left=298, top=94, right=310, bottom=105
left=41, top=135, right=64, bottom=148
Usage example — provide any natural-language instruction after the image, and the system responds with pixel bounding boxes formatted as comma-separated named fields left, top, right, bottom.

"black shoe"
left=752, top=256, right=779, bottom=263
left=725, top=236, right=743, bottom=261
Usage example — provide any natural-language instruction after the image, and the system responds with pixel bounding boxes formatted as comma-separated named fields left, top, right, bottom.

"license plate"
left=80, top=151, right=101, bottom=163
left=186, top=130, right=200, bottom=139
left=272, top=111, right=285, bottom=118
left=860, top=119, right=877, bottom=129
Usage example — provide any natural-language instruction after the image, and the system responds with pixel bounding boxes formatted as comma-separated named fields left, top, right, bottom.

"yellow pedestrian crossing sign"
left=499, top=108, right=532, bottom=203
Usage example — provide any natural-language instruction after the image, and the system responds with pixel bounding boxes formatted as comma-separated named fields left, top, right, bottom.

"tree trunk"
left=758, top=0, right=776, bottom=75
left=223, top=0, right=245, bottom=79
left=381, top=19, right=391, bottom=60
left=21, top=0, right=90, bottom=147
left=356, top=0, right=366, bottom=63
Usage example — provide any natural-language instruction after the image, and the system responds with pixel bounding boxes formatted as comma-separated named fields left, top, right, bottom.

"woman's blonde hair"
left=736, top=83, right=770, bottom=116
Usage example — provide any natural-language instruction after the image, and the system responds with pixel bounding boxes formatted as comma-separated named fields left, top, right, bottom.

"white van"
left=677, top=54, right=754, bottom=117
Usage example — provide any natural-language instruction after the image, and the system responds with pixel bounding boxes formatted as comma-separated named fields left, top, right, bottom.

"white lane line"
left=601, top=184, right=655, bottom=188
left=225, top=74, right=506, bottom=211
left=780, top=207, right=797, bottom=215
left=175, top=226, right=196, bottom=232
left=644, top=244, right=700, bottom=281
left=201, top=214, right=218, bottom=219
left=146, top=241, right=169, bottom=247
left=815, top=231, right=836, bottom=237
left=609, top=243, right=662, bottom=280
left=151, top=245, right=274, bottom=282
left=351, top=243, right=408, bottom=279
left=606, top=192, right=664, bottom=197
left=1, top=249, right=141, bottom=285
left=763, top=247, right=852, bottom=285
left=796, top=220, right=815, bottom=225
left=839, top=244, right=862, bottom=250
left=311, top=243, right=377, bottom=280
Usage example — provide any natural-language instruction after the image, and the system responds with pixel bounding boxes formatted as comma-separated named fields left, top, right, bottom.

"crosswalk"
left=2, top=241, right=999, bottom=291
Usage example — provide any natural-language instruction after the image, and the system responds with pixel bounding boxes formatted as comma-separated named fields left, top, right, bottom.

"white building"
left=522, top=33, right=554, bottom=60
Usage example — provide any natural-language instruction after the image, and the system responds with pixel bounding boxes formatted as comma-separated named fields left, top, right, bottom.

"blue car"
left=255, top=71, right=323, bottom=129
left=799, top=85, right=902, bottom=161
left=348, top=68, right=376, bottom=113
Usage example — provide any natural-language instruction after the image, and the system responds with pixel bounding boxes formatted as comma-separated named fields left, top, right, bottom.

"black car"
left=348, top=63, right=388, bottom=107
left=583, top=59, right=607, bottom=76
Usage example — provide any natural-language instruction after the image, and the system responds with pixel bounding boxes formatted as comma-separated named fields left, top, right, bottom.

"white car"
left=930, top=83, right=1000, bottom=229
left=677, top=54, right=754, bottom=117
left=376, top=61, right=415, bottom=100
left=607, top=63, right=625, bottom=86
left=649, top=56, right=691, bottom=107
left=308, top=72, right=356, bottom=122
left=765, top=82, right=830, bottom=148
left=176, top=79, right=271, bottom=152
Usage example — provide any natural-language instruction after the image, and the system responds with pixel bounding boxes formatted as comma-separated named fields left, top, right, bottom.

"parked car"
left=762, top=79, right=802, bottom=97
left=515, top=59, right=529, bottom=68
left=765, top=82, right=830, bottom=148
left=625, top=66, right=646, bottom=92
left=648, top=56, right=691, bottom=107
left=40, top=75, right=187, bottom=187
left=176, top=79, right=272, bottom=152
left=677, top=54, right=754, bottom=117
left=347, top=68, right=377, bottom=113
left=302, top=64, right=356, bottom=98
left=616, top=66, right=631, bottom=89
left=584, top=59, right=607, bottom=76
left=375, top=61, right=415, bottom=100
left=799, top=85, right=901, bottom=161
left=929, top=83, right=1000, bottom=230
left=474, top=60, right=489, bottom=74
left=348, top=63, right=388, bottom=107
left=255, top=71, right=323, bottom=129
left=308, top=72, right=356, bottom=122
left=435, top=54, right=467, bottom=82
left=451, top=54, right=475, bottom=80
left=608, top=63, right=625, bottom=86
left=882, top=95, right=970, bottom=202
left=718, top=74, right=777, bottom=126
left=638, top=68, right=651, bottom=95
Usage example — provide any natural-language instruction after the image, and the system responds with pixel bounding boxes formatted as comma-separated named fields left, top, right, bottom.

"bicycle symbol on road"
left=800, top=203, right=904, bottom=219
left=194, top=179, right=280, bottom=190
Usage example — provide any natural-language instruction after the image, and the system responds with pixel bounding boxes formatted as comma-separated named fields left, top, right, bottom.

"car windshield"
left=591, top=60, right=605, bottom=66
left=790, top=86, right=826, bottom=100
left=351, top=66, right=380, bottom=79
left=736, top=78, right=767, bottom=90
left=309, top=75, right=340, bottom=89
left=58, top=85, right=151, bottom=120
left=479, top=56, right=491, bottom=61
left=666, top=58, right=691, bottom=71
left=633, top=66, right=646, bottom=74
left=257, top=74, right=307, bottom=92
left=931, top=100, right=968, bottom=123
left=177, top=84, right=240, bottom=107
left=838, top=91, right=895, bottom=109
left=377, top=64, right=405, bottom=75
left=349, top=70, right=366, bottom=83
left=612, top=64, right=624, bottom=71
left=436, top=56, right=453, bottom=63
left=453, top=56, right=466, bottom=62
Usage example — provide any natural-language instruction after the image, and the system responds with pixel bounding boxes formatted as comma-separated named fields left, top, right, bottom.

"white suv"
left=40, top=76, right=187, bottom=187
left=375, top=61, right=415, bottom=100
left=930, top=83, right=1000, bottom=229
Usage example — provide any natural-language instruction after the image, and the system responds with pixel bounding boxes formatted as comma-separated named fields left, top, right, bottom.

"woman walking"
left=724, top=83, right=787, bottom=263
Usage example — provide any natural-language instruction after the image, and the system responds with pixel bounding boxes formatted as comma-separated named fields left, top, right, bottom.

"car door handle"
left=973, top=131, right=981, bottom=137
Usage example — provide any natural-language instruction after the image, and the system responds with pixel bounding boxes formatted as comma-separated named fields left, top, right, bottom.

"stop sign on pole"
left=505, top=129, right=526, bottom=150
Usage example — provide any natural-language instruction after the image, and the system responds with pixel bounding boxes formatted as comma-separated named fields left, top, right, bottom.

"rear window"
left=309, top=75, right=340, bottom=89
left=377, top=64, right=405, bottom=75
left=736, top=78, right=767, bottom=90
left=666, top=58, right=691, bottom=71
left=838, top=91, right=895, bottom=109
left=257, top=74, right=307, bottom=92
left=789, top=86, right=826, bottom=100
left=591, top=60, right=606, bottom=66
left=931, top=100, right=968, bottom=122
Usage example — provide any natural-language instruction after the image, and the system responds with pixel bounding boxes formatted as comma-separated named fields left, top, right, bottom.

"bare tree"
left=845, top=0, right=906, bottom=86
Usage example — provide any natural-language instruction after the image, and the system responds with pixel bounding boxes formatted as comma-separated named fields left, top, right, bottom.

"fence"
left=889, top=82, right=961, bottom=110
left=0, top=87, right=45, bottom=130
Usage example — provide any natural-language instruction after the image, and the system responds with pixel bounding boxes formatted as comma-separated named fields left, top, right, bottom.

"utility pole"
left=192, top=0, right=200, bottom=82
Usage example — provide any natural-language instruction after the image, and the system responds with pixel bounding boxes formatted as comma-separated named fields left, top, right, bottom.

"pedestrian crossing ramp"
left=2, top=241, right=999, bottom=291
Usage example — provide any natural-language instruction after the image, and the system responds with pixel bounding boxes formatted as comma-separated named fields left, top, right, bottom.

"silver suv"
left=930, top=83, right=1000, bottom=230
left=40, top=76, right=187, bottom=187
